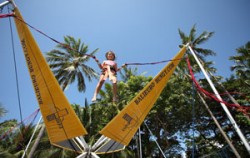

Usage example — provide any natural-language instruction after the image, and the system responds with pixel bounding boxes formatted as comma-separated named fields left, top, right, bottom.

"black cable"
left=8, top=7, right=23, bottom=124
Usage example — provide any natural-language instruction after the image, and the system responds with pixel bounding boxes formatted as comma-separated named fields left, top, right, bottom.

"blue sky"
left=0, top=0, right=249, bottom=123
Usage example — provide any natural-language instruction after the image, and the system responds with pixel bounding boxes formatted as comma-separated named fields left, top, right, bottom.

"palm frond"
left=77, top=72, right=86, bottom=92
left=194, top=31, right=214, bottom=45
left=188, top=24, right=197, bottom=43
left=195, top=47, right=216, bottom=56
left=178, top=28, right=187, bottom=44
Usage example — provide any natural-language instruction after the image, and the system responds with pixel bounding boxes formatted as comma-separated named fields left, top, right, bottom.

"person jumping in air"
left=92, top=51, right=125, bottom=103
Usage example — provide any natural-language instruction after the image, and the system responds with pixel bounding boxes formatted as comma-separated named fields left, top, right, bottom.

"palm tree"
left=178, top=24, right=215, bottom=58
left=177, top=26, right=249, bottom=156
left=229, top=41, right=250, bottom=87
left=46, top=35, right=99, bottom=92
left=178, top=24, right=216, bottom=74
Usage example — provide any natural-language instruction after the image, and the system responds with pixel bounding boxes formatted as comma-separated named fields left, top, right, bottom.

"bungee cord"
left=124, top=58, right=184, bottom=66
left=186, top=57, right=250, bottom=117
left=0, top=12, right=13, bottom=18
left=4, top=12, right=183, bottom=69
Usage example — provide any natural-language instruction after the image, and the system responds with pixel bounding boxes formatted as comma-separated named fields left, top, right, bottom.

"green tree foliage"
left=178, top=24, right=215, bottom=58
left=0, top=120, right=38, bottom=158
left=229, top=41, right=250, bottom=87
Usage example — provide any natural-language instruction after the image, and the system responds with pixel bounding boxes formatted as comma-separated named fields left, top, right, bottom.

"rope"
left=12, top=13, right=184, bottom=70
left=13, top=14, right=98, bottom=58
left=125, top=58, right=184, bottom=66
left=220, top=92, right=250, bottom=102
left=0, top=13, right=14, bottom=18
left=186, top=57, right=250, bottom=117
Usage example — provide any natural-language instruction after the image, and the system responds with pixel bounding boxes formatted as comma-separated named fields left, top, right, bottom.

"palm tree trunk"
left=198, top=92, right=241, bottom=158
